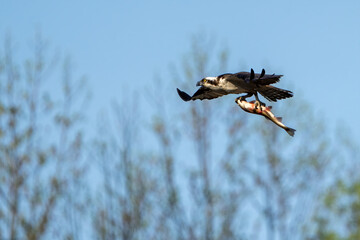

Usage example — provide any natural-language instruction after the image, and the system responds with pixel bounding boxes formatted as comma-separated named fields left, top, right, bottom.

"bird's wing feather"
left=252, top=74, right=283, bottom=85
left=258, top=85, right=293, bottom=102
left=191, top=87, right=228, bottom=100
left=177, top=88, right=192, bottom=101
left=177, top=87, right=229, bottom=101
left=230, top=72, right=283, bottom=85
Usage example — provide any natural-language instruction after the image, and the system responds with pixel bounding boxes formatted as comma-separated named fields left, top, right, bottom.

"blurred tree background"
left=0, top=33, right=359, bottom=240
left=0, top=34, right=88, bottom=239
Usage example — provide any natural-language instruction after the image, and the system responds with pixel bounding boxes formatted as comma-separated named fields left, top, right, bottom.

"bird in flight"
left=177, top=69, right=293, bottom=108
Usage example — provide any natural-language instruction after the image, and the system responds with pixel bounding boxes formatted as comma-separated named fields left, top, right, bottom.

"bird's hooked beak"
left=196, top=78, right=205, bottom=86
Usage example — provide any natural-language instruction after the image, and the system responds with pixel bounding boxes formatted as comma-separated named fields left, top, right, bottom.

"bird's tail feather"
left=258, top=85, right=293, bottom=102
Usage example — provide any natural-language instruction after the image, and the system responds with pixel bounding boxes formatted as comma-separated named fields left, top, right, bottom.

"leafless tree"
left=0, top=34, right=88, bottom=240
left=150, top=35, right=247, bottom=240
left=231, top=97, right=333, bottom=240
left=306, top=125, right=360, bottom=240
left=92, top=98, right=158, bottom=240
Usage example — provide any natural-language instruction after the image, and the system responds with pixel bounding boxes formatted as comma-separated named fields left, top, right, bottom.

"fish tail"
left=285, top=127, right=296, bottom=137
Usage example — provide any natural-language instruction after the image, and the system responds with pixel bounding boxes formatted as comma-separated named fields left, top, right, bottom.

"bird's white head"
left=196, top=77, right=218, bottom=88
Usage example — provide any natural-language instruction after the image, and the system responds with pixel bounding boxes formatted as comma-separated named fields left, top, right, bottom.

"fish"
left=235, top=97, right=296, bottom=137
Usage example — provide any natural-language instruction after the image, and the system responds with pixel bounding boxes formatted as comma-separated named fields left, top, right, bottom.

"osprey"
left=177, top=69, right=293, bottom=108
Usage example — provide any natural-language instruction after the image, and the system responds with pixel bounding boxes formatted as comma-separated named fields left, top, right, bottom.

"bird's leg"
left=254, top=92, right=265, bottom=110
left=238, top=93, right=253, bottom=101
left=236, top=94, right=251, bottom=103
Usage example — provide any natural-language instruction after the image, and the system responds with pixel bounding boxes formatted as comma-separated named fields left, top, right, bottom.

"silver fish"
left=235, top=98, right=296, bottom=137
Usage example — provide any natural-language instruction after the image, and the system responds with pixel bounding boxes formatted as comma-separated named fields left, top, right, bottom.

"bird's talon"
left=254, top=100, right=265, bottom=111
left=235, top=96, right=246, bottom=103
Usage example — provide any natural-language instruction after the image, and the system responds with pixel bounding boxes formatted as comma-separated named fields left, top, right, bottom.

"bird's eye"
left=203, top=79, right=207, bottom=83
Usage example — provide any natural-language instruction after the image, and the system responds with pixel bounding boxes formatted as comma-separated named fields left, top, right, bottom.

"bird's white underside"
left=204, top=76, right=239, bottom=92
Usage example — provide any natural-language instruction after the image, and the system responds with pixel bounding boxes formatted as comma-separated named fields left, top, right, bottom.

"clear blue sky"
left=1, top=0, right=360, bottom=140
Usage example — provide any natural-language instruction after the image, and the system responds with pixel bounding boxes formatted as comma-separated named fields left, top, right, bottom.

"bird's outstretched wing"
left=177, top=88, right=228, bottom=101
left=233, top=71, right=283, bottom=85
